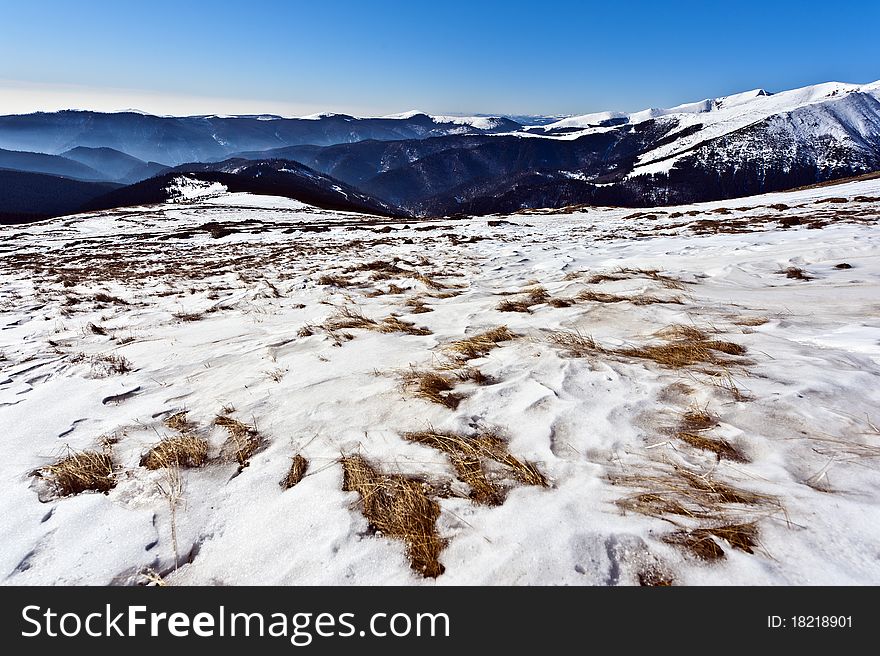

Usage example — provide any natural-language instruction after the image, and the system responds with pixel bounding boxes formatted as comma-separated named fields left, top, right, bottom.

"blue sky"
left=1, top=0, right=878, bottom=116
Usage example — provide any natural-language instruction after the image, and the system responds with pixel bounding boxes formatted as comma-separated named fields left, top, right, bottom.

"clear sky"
left=1, top=0, right=878, bottom=117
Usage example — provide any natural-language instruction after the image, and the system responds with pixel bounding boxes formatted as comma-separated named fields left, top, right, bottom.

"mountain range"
left=1, top=79, right=879, bottom=223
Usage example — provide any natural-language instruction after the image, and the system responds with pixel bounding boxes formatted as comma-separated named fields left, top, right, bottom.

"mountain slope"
left=0, top=170, right=121, bottom=223
left=84, top=159, right=403, bottom=217
left=60, top=146, right=168, bottom=183
left=252, top=80, right=880, bottom=214
left=0, top=147, right=105, bottom=180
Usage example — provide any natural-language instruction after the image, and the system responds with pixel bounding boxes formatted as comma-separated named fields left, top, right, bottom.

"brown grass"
left=613, top=464, right=772, bottom=520
left=215, top=415, right=262, bottom=469
left=547, top=330, right=603, bottom=357
left=341, top=455, right=445, bottom=577
left=141, top=435, right=209, bottom=469
left=377, top=316, right=432, bottom=336
left=282, top=454, right=309, bottom=489
left=577, top=290, right=682, bottom=305
left=733, top=316, right=768, bottom=327
left=318, top=274, right=353, bottom=287
left=588, top=268, right=686, bottom=290
left=324, top=307, right=430, bottom=336
left=402, top=370, right=464, bottom=409
left=445, top=326, right=514, bottom=361
left=164, top=411, right=192, bottom=432
left=496, top=286, right=549, bottom=313
left=618, top=335, right=746, bottom=368
left=663, top=523, right=758, bottom=560
left=405, top=297, right=433, bottom=314
left=94, top=292, right=129, bottom=305
left=39, top=449, right=115, bottom=496
left=403, top=429, right=547, bottom=505
left=781, top=266, right=812, bottom=280
left=676, top=432, right=746, bottom=463
left=681, top=407, right=718, bottom=431
left=173, top=311, right=203, bottom=322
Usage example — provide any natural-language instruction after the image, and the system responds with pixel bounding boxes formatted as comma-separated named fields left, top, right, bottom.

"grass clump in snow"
left=141, top=435, right=209, bottom=470
left=405, top=296, right=433, bottom=314
left=323, top=307, right=431, bottom=336
left=164, top=411, right=192, bottom=432
left=676, top=432, right=746, bottom=463
left=215, top=415, right=262, bottom=470
left=780, top=266, right=812, bottom=280
left=496, top=286, right=550, bottom=313
left=662, top=523, right=759, bottom=561
left=402, top=370, right=464, bottom=409
left=444, top=326, right=514, bottom=362
left=588, top=267, right=686, bottom=290
left=341, top=455, right=445, bottom=578
left=39, top=449, right=116, bottom=496
left=70, top=352, right=132, bottom=377
left=576, top=290, right=683, bottom=305
left=403, top=429, right=547, bottom=506
left=281, top=454, right=309, bottom=489
left=613, top=464, right=771, bottom=520
left=545, top=327, right=740, bottom=367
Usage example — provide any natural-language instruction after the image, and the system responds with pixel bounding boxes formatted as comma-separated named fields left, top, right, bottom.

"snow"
left=2, top=178, right=880, bottom=585
left=165, top=176, right=227, bottom=201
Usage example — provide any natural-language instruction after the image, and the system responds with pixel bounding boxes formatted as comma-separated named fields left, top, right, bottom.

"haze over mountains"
left=1, top=79, right=879, bottom=222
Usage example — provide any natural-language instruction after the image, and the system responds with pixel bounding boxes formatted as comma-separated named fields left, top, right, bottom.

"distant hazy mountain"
left=0, top=147, right=104, bottom=180
left=0, top=111, right=522, bottom=166
left=60, top=146, right=168, bottom=183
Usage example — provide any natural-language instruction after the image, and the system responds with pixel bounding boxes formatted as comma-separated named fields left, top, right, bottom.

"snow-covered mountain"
left=279, top=79, right=880, bottom=214
left=2, top=80, right=880, bottom=219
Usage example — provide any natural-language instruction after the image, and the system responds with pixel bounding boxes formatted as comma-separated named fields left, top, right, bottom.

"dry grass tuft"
left=164, top=411, right=191, bottom=432
left=780, top=266, right=812, bottom=280
left=613, top=463, right=773, bottom=520
left=547, top=330, right=603, bottom=357
left=577, top=290, right=682, bottom=305
left=324, top=307, right=430, bottom=336
left=173, top=311, right=203, bottom=322
left=377, top=316, right=432, bottom=336
left=588, top=268, right=686, bottom=290
left=618, top=335, right=746, bottom=368
left=405, top=297, right=433, bottom=314
left=39, top=449, right=115, bottom=496
left=94, top=292, right=129, bottom=305
left=496, top=286, right=549, bottom=313
left=215, top=415, right=262, bottom=469
left=341, top=455, right=445, bottom=577
left=663, top=523, right=758, bottom=560
left=282, top=454, right=309, bottom=489
left=318, top=274, right=353, bottom=287
left=654, top=324, right=710, bottom=342
left=141, top=435, right=209, bottom=469
left=403, top=429, right=547, bottom=505
left=676, top=432, right=747, bottom=463
left=402, top=370, right=464, bottom=409
left=445, top=326, right=514, bottom=362
left=733, top=316, right=768, bottom=327
left=681, top=406, right=718, bottom=431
